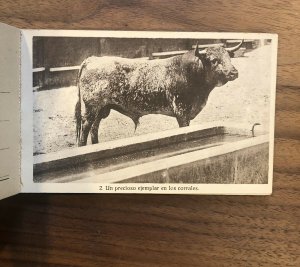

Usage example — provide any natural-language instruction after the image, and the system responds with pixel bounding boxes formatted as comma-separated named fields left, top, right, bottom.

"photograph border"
left=21, top=30, right=278, bottom=195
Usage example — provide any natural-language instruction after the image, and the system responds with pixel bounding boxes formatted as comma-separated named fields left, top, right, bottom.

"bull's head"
left=195, top=40, right=243, bottom=87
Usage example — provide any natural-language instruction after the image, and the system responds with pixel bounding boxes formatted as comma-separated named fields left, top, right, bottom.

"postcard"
left=0, top=22, right=278, bottom=199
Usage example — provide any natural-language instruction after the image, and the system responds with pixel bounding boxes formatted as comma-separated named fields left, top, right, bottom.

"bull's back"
left=79, top=56, right=148, bottom=91
left=79, top=56, right=175, bottom=102
left=79, top=57, right=185, bottom=115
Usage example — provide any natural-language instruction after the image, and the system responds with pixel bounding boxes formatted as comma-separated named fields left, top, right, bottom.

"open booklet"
left=0, top=23, right=278, bottom=199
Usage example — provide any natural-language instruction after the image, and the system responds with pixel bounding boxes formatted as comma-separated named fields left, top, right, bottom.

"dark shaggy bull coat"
left=76, top=46, right=238, bottom=146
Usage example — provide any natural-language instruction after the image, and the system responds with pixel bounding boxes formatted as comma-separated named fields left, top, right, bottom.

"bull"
left=75, top=40, right=243, bottom=146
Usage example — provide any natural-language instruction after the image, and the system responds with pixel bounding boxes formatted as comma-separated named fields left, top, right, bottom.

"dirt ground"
left=33, top=45, right=272, bottom=155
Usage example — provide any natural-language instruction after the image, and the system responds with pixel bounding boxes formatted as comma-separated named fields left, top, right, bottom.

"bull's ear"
left=228, top=51, right=235, bottom=58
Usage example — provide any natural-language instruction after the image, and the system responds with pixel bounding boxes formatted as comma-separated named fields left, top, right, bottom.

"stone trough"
left=33, top=122, right=269, bottom=184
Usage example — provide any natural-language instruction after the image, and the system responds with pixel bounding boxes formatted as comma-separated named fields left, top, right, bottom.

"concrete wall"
left=122, top=142, right=269, bottom=184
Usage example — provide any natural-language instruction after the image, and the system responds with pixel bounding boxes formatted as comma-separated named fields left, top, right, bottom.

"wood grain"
left=0, top=0, right=299, bottom=266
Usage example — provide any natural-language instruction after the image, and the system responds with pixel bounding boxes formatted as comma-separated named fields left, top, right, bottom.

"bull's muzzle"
left=227, top=68, right=238, bottom=81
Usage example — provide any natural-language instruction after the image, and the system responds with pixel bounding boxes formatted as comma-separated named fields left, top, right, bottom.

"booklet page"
left=0, top=23, right=21, bottom=200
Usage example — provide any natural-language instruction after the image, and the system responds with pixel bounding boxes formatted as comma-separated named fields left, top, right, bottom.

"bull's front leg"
left=176, top=116, right=190, bottom=127
left=172, top=99, right=191, bottom=127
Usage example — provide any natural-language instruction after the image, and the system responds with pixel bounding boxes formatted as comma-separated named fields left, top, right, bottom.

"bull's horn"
left=225, top=39, right=244, bottom=52
left=195, top=42, right=206, bottom=56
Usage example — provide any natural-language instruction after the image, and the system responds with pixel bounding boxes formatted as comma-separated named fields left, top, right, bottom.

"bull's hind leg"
left=90, top=107, right=110, bottom=144
left=79, top=105, right=95, bottom=146
left=90, top=116, right=101, bottom=144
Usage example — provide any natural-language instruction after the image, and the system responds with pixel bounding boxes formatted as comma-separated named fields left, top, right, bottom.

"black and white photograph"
left=26, top=31, right=276, bottom=192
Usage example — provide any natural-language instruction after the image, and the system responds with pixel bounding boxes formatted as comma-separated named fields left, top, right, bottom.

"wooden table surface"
left=0, top=1, right=299, bottom=266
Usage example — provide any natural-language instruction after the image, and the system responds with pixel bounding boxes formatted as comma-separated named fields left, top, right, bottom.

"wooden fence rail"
left=33, top=40, right=255, bottom=90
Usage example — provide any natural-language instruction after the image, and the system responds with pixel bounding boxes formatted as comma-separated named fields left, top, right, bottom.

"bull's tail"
left=75, top=61, right=86, bottom=145
left=75, top=93, right=81, bottom=145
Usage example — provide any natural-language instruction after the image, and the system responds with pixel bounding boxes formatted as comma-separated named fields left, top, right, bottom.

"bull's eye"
left=211, top=58, right=218, bottom=66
